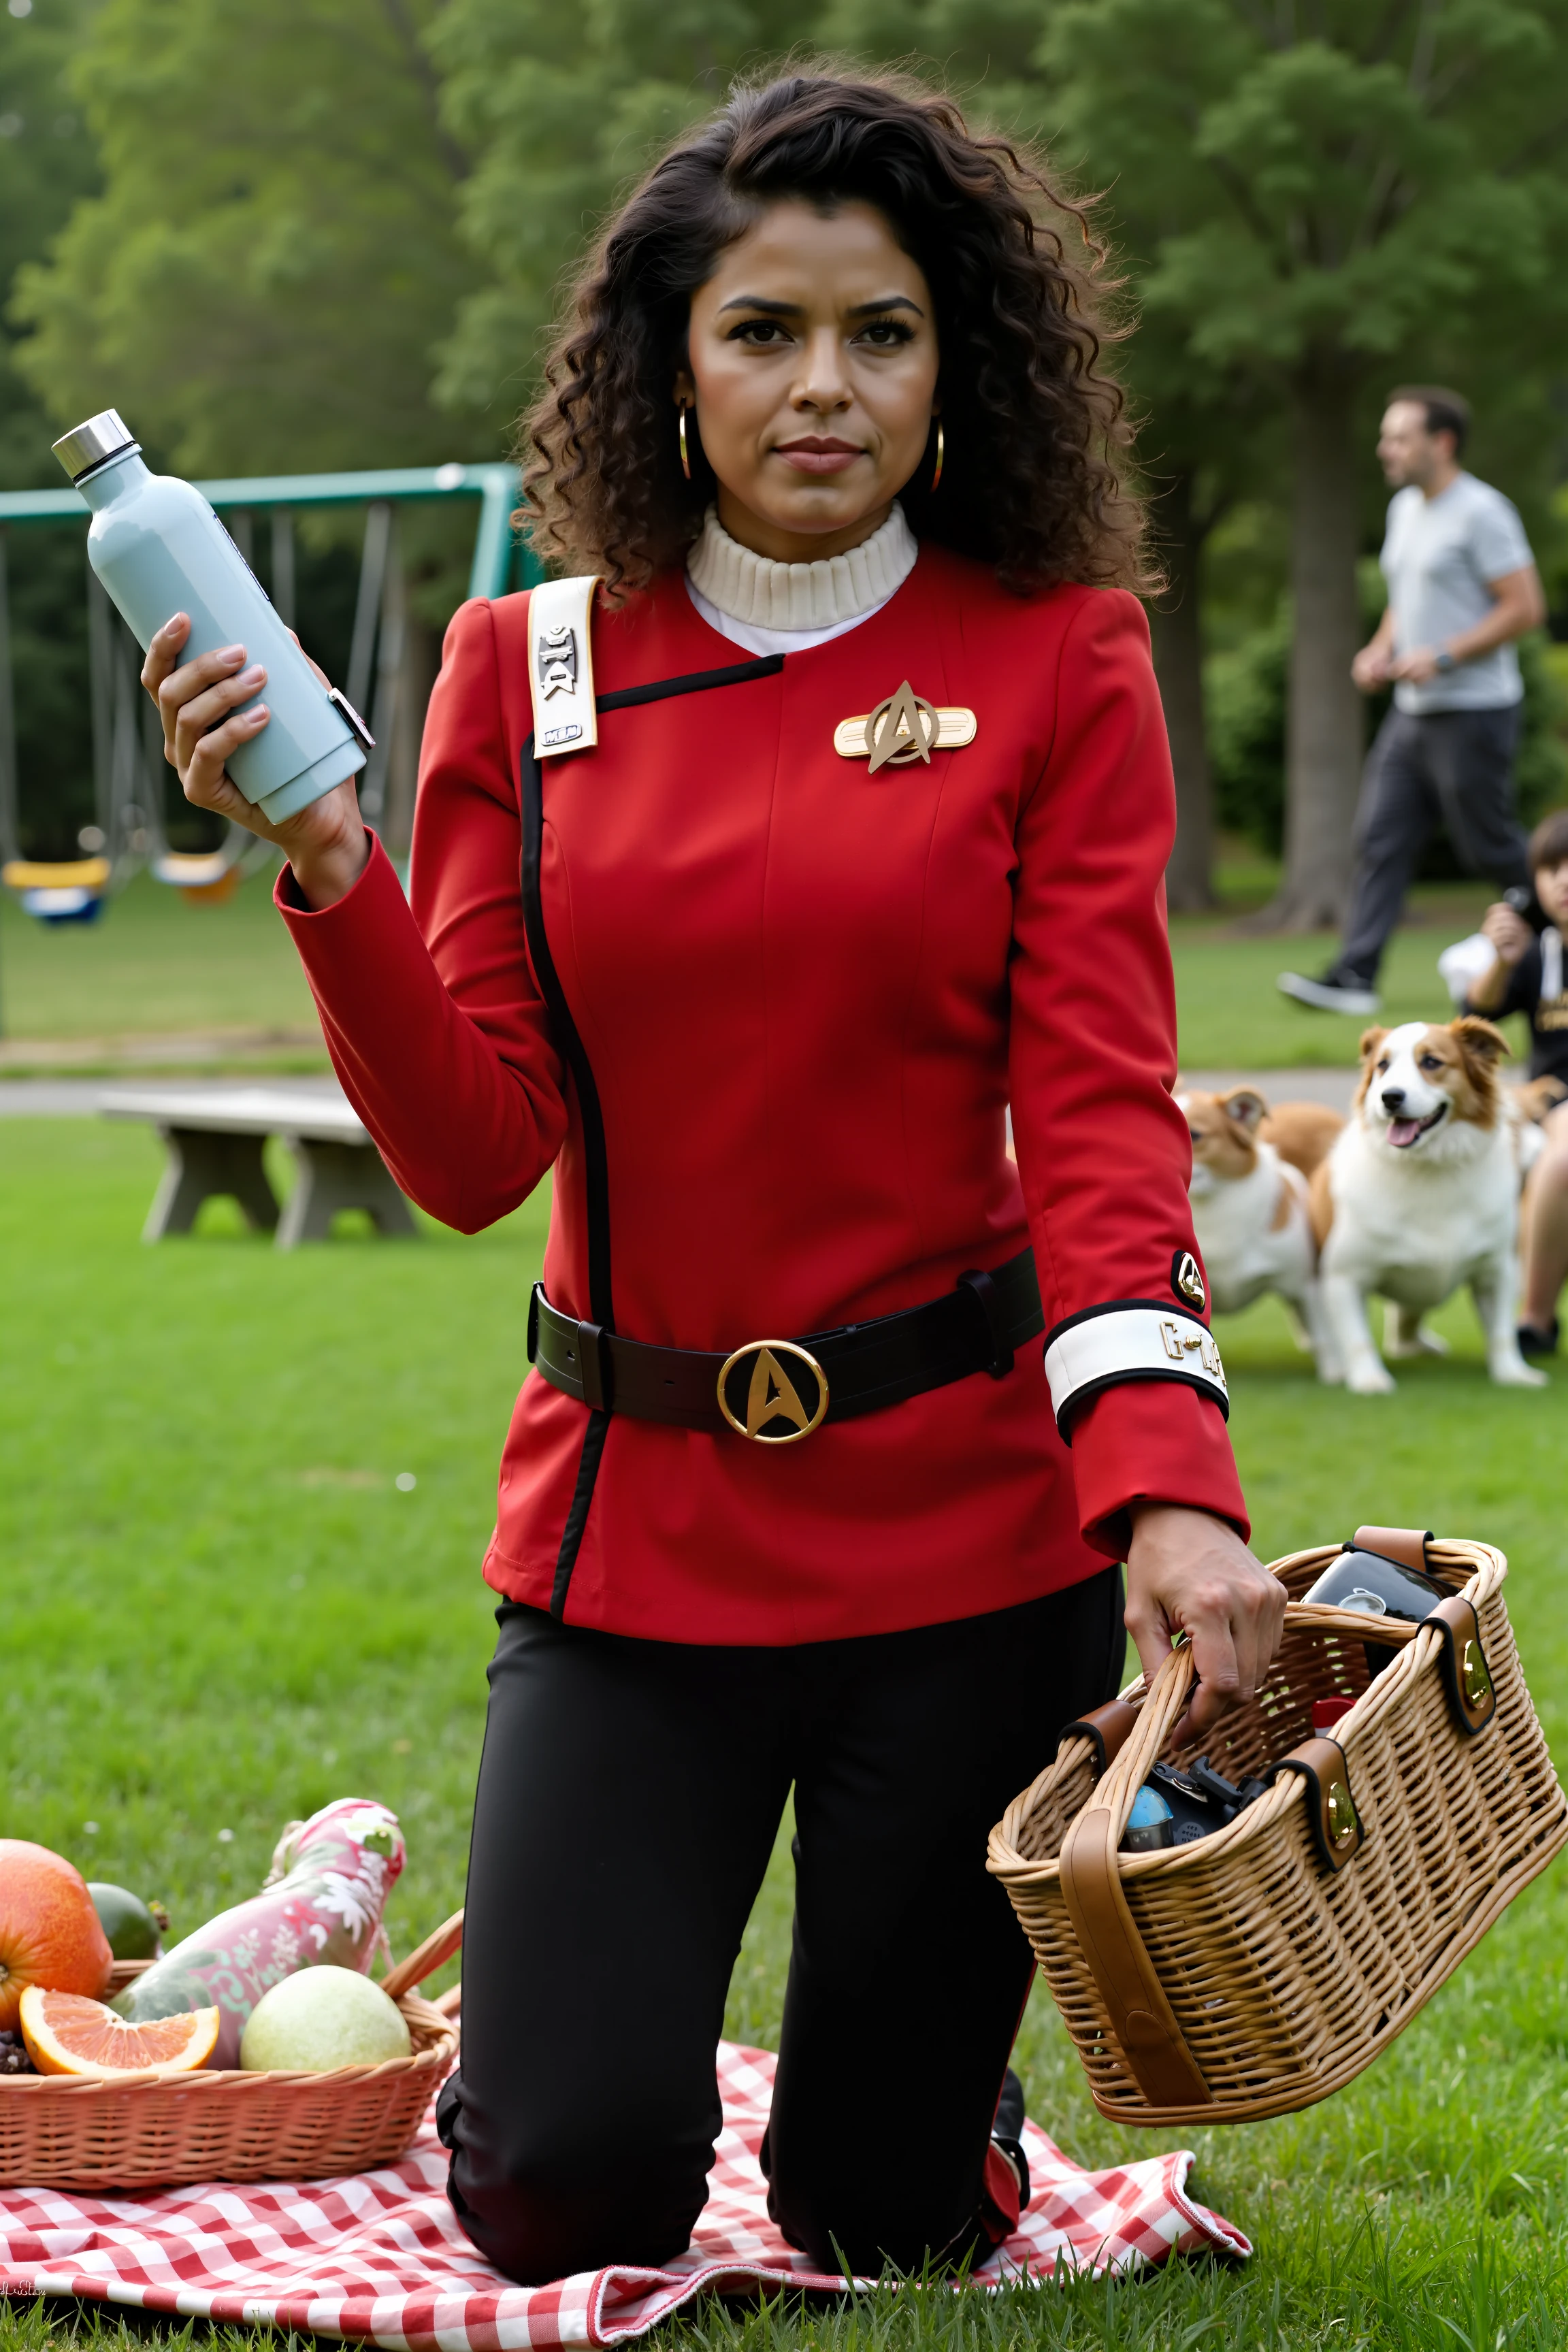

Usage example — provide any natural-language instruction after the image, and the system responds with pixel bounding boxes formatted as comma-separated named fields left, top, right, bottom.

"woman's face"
left=677, top=197, right=939, bottom=564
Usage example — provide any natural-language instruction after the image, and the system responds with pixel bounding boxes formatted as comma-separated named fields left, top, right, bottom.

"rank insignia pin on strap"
left=536, top=623, right=577, bottom=700
left=527, top=573, right=601, bottom=757
left=834, top=680, right=977, bottom=772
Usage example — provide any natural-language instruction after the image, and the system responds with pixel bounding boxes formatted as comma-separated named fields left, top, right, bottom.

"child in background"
left=1467, top=807, right=1568, bottom=1354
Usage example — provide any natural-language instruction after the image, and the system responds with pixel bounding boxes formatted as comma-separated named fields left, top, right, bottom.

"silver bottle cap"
left=52, top=410, right=137, bottom=484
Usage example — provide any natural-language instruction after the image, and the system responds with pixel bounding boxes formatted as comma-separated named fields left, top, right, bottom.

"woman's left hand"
left=1124, top=1504, right=1286, bottom=1744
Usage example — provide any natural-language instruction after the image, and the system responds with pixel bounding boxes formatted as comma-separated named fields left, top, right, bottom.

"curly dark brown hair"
left=521, top=67, right=1147, bottom=598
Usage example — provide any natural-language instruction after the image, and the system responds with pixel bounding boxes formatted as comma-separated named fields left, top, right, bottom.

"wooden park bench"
left=101, top=1085, right=417, bottom=1249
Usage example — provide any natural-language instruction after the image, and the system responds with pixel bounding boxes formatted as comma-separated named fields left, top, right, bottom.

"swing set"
left=0, top=460, right=533, bottom=922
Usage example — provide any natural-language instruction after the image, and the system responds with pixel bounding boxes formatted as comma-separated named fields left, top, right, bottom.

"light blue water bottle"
left=52, top=410, right=370, bottom=824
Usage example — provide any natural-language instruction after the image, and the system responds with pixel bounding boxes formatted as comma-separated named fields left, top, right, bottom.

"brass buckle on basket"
left=1432, top=1594, right=1497, bottom=1737
left=1267, top=1737, right=1365, bottom=1874
left=716, top=1341, right=829, bottom=1443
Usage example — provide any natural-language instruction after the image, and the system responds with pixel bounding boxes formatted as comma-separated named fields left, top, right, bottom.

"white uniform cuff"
left=1043, top=1302, right=1228, bottom=1439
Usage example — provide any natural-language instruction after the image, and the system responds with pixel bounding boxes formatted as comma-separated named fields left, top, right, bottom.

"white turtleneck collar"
left=686, top=503, right=917, bottom=658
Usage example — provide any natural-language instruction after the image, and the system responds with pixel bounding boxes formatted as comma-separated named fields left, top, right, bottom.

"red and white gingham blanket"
left=0, top=2044, right=1248, bottom=2346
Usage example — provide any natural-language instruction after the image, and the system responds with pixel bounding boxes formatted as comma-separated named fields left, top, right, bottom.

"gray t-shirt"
left=1381, top=473, right=1533, bottom=713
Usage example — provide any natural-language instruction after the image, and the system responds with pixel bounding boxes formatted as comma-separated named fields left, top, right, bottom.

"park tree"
left=0, top=0, right=98, bottom=489
left=1126, top=357, right=1280, bottom=909
left=1024, top=0, right=1568, bottom=928
left=817, top=0, right=1264, bottom=907
left=1, top=0, right=101, bottom=858
left=429, top=0, right=814, bottom=415
left=12, top=0, right=482, bottom=475
left=826, top=1, right=1568, bottom=921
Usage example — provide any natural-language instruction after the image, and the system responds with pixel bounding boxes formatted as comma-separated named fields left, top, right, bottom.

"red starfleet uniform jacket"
left=277, top=543, right=1247, bottom=1646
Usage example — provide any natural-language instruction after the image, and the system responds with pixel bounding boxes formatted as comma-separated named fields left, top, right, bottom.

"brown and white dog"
left=1178, top=1087, right=1345, bottom=1378
left=1311, top=1019, right=1545, bottom=1392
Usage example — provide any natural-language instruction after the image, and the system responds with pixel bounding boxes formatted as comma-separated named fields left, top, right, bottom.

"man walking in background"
left=1279, top=388, right=1546, bottom=1016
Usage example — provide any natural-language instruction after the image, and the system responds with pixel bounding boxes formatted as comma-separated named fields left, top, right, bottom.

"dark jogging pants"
left=1339, top=704, right=1529, bottom=985
left=436, top=1569, right=1125, bottom=2285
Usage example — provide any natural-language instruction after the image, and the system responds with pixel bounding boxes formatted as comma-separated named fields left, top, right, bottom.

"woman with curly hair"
left=147, top=67, right=1279, bottom=2286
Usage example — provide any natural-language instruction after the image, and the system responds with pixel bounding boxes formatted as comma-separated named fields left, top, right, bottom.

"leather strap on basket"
left=1348, top=1529, right=1495, bottom=1737
left=1352, top=1524, right=1433, bottom=1573
left=1058, top=1647, right=1213, bottom=2110
left=1267, top=1736, right=1364, bottom=1873
left=1057, top=1697, right=1141, bottom=1780
left=1431, top=1592, right=1497, bottom=1737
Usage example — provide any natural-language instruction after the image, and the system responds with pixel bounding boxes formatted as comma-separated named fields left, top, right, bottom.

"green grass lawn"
left=1169, top=881, right=1527, bottom=1070
left=3, top=1124, right=1567, bottom=2352
left=1, top=864, right=1531, bottom=1079
left=0, top=869, right=325, bottom=1064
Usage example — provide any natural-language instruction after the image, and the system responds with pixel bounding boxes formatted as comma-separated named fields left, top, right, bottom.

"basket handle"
left=1058, top=1644, right=1213, bottom=2109
left=1053, top=1602, right=1411, bottom=2112
left=381, top=1908, right=463, bottom=2002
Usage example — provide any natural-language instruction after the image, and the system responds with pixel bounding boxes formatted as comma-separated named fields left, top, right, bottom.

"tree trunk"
left=1254, top=369, right=1366, bottom=931
left=1149, top=468, right=1216, bottom=912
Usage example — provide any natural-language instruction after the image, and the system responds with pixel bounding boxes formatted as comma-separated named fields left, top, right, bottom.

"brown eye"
left=1419, top=1055, right=1442, bottom=1072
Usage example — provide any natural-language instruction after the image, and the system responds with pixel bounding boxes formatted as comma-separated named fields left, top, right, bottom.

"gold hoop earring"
left=679, top=404, right=692, bottom=482
left=930, top=418, right=945, bottom=493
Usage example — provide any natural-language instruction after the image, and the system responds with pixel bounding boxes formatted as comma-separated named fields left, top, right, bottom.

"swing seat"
left=150, top=849, right=243, bottom=901
left=3, top=858, right=111, bottom=924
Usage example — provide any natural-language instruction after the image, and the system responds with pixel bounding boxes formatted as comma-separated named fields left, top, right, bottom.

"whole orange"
left=0, top=1841, right=114, bottom=2029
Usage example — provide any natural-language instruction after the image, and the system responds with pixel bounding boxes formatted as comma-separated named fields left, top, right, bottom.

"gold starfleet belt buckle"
left=716, top=1341, right=829, bottom=1444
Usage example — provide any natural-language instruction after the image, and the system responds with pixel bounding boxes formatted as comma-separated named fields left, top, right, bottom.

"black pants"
left=437, top=1571, right=1124, bottom=2285
left=1340, top=704, right=1529, bottom=984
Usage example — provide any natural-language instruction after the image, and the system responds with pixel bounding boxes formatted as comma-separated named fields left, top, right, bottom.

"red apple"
left=0, top=1840, right=114, bottom=2030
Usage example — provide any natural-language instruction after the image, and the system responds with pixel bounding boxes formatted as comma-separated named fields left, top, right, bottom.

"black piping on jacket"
left=517, top=653, right=784, bottom=1617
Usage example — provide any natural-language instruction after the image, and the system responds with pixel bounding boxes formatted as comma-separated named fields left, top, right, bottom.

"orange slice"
left=19, top=1984, right=220, bottom=2076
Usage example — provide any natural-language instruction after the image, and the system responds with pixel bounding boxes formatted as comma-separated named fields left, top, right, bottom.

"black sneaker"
left=1518, top=1318, right=1559, bottom=1359
left=1277, top=965, right=1381, bottom=1016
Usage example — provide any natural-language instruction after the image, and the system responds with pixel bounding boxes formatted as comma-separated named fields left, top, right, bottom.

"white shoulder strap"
left=527, top=574, right=601, bottom=758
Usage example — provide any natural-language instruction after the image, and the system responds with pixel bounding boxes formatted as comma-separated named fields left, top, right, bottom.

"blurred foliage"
left=1207, top=603, right=1292, bottom=859
left=429, top=0, right=812, bottom=416
left=0, top=0, right=101, bottom=856
left=11, top=0, right=484, bottom=476
left=1, top=0, right=495, bottom=855
left=0, top=0, right=98, bottom=491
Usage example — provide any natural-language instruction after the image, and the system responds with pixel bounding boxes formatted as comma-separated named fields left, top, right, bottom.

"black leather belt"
left=527, top=1248, right=1043, bottom=1446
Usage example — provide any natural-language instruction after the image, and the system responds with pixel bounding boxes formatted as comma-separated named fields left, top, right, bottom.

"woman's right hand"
left=142, top=612, right=371, bottom=909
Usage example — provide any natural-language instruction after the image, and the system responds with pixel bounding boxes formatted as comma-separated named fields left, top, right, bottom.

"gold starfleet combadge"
left=717, top=1341, right=828, bottom=1444
left=1173, top=1250, right=1207, bottom=1311
left=834, top=681, right=977, bottom=770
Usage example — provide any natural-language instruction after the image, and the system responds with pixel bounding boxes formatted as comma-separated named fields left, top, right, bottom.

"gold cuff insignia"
left=834, top=680, right=977, bottom=771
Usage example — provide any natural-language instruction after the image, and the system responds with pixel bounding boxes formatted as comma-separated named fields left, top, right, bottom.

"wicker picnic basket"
left=989, top=1529, right=1568, bottom=2129
left=0, top=1910, right=463, bottom=2189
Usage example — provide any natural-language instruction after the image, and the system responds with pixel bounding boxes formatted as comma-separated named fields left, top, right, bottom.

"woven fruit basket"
left=989, top=1529, right=1568, bottom=2129
left=0, top=1910, right=462, bottom=2189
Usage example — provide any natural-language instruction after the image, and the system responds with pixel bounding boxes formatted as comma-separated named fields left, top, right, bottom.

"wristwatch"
left=1435, top=649, right=1458, bottom=674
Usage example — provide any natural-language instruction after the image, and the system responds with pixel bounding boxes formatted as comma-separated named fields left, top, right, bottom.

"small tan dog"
left=1311, top=1019, right=1544, bottom=1391
left=1178, top=1086, right=1345, bottom=1377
